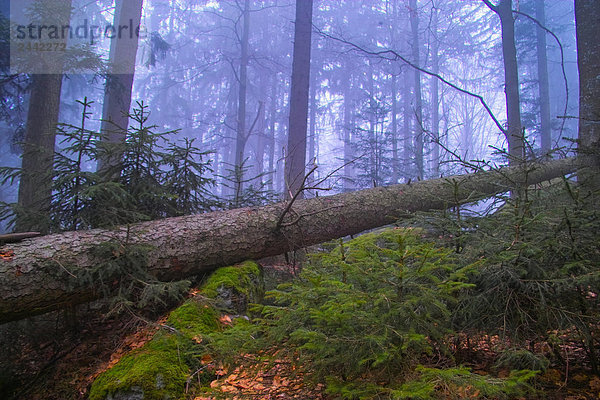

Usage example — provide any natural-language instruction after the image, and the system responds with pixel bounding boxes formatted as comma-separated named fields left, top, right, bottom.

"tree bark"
left=495, top=0, right=524, bottom=164
left=267, top=77, right=277, bottom=193
left=575, top=0, right=600, bottom=184
left=284, top=0, right=313, bottom=199
left=0, top=157, right=577, bottom=324
left=342, top=65, right=355, bottom=192
left=535, top=0, right=552, bottom=155
left=97, top=0, right=144, bottom=173
left=389, top=0, right=400, bottom=184
left=17, top=73, right=64, bottom=233
left=234, top=0, right=250, bottom=176
left=391, top=73, right=399, bottom=184
left=17, top=0, right=73, bottom=234
left=403, top=65, right=412, bottom=181
left=410, top=0, right=424, bottom=178
left=307, top=63, right=318, bottom=194
left=430, top=6, right=441, bottom=176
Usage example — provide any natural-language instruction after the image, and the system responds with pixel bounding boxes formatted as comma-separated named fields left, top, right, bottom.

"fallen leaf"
left=200, top=354, right=212, bottom=365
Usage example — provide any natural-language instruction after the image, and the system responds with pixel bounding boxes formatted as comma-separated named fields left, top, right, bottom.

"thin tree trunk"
left=97, top=0, right=144, bottom=173
left=307, top=66, right=318, bottom=194
left=391, top=73, right=399, bottom=184
left=431, top=6, right=441, bottom=176
left=410, top=0, right=424, bottom=179
left=575, top=0, right=600, bottom=185
left=389, top=0, right=400, bottom=184
left=0, top=157, right=577, bottom=324
left=403, top=67, right=412, bottom=181
left=536, top=0, right=552, bottom=155
left=492, top=0, right=524, bottom=164
left=234, top=0, right=250, bottom=180
left=284, top=0, right=313, bottom=199
left=267, top=78, right=277, bottom=193
left=343, top=67, right=354, bottom=192
left=368, top=61, right=378, bottom=185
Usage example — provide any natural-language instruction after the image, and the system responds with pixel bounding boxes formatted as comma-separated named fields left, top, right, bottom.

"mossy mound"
left=88, top=333, right=189, bottom=400
left=167, top=301, right=220, bottom=339
left=89, top=261, right=263, bottom=400
left=202, top=260, right=263, bottom=312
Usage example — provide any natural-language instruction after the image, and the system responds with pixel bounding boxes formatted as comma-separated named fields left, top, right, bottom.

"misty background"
left=0, top=0, right=579, bottom=233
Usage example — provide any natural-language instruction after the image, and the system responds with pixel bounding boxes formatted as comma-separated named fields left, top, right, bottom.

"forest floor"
left=4, top=262, right=600, bottom=400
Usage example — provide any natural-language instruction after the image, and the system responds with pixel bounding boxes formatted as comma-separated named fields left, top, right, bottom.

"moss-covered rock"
left=89, top=261, right=263, bottom=400
left=166, top=300, right=220, bottom=339
left=202, top=261, right=263, bottom=312
left=88, top=333, right=189, bottom=400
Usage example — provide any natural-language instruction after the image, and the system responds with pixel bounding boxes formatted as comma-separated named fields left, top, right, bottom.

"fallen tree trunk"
left=0, top=158, right=577, bottom=323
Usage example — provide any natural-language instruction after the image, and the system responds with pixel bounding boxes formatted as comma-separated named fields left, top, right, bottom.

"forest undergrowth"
left=3, top=174, right=600, bottom=400
left=1, top=102, right=599, bottom=399
left=195, top=175, right=600, bottom=400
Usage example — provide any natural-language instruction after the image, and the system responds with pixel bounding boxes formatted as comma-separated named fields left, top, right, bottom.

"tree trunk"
left=430, top=6, right=441, bottom=176
left=97, top=0, right=143, bottom=173
left=0, top=157, right=577, bottom=324
left=17, top=1, right=73, bottom=234
left=403, top=66, right=412, bottom=181
left=391, top=73, right=399, bottom=184
left=307, top=65, right=318, bottom=195
left=343, top=66, right=355, bottom=192
left=389, top=0, right=400, bottom=184
left=284, top=0, right=313, bottom=199
left=410, top=0, right=424, bottom=178
left=495, top=0, right=524, bottom=164
left=17, top=74, right=64, bottom=234
left=575, top=0, right=600, bottom=184
left=267, top=78, right=277, bottom=193
left=234, top=0, right=250, bottom=177
left=535, top=0, right=552, bottom=156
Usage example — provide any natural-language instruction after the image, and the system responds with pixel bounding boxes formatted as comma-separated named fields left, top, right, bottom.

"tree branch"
left=481, top=0, right=498, bottom=13
left=315, top=27, right=507, bottom=135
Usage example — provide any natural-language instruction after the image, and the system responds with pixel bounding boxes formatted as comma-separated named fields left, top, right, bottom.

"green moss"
left=167, top=300, right=220, bottom=339
left=88, top=333, right=189, bottom=400
left=201, top=261, right=262, bottom=301
left=90, top=261, right=263, bottom=399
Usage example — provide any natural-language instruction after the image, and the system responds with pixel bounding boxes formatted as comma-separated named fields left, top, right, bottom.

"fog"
left=0, top=0, right=579, bottom=233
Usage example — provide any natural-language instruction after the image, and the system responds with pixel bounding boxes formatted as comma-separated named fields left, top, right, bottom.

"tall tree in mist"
left=410, top=0, right=424, bottom=178
left=17, top=0, right=72, bottom=233
left=97, top=0, right=144, bottom=173
left=430, top=5, right=441, bottom=176
left=483, top=0, right=524, bottom=165
left=535, top=0, right=552, bottom=155
left=575, top=0, right=600, bottom=184
left=284, top=0, right=313, bottom=199
left=234, top=0, right=250, bottom=177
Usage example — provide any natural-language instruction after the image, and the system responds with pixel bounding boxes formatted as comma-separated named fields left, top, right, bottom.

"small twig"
left=558, top=115, right=600, bottom=124
left=277, top=165, right=318, bottom=229
left=186, top=364, right=212, bottom=393
left=281, top=205, right=344, bottom=227
left=52, top=258, right=78, bottom=278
